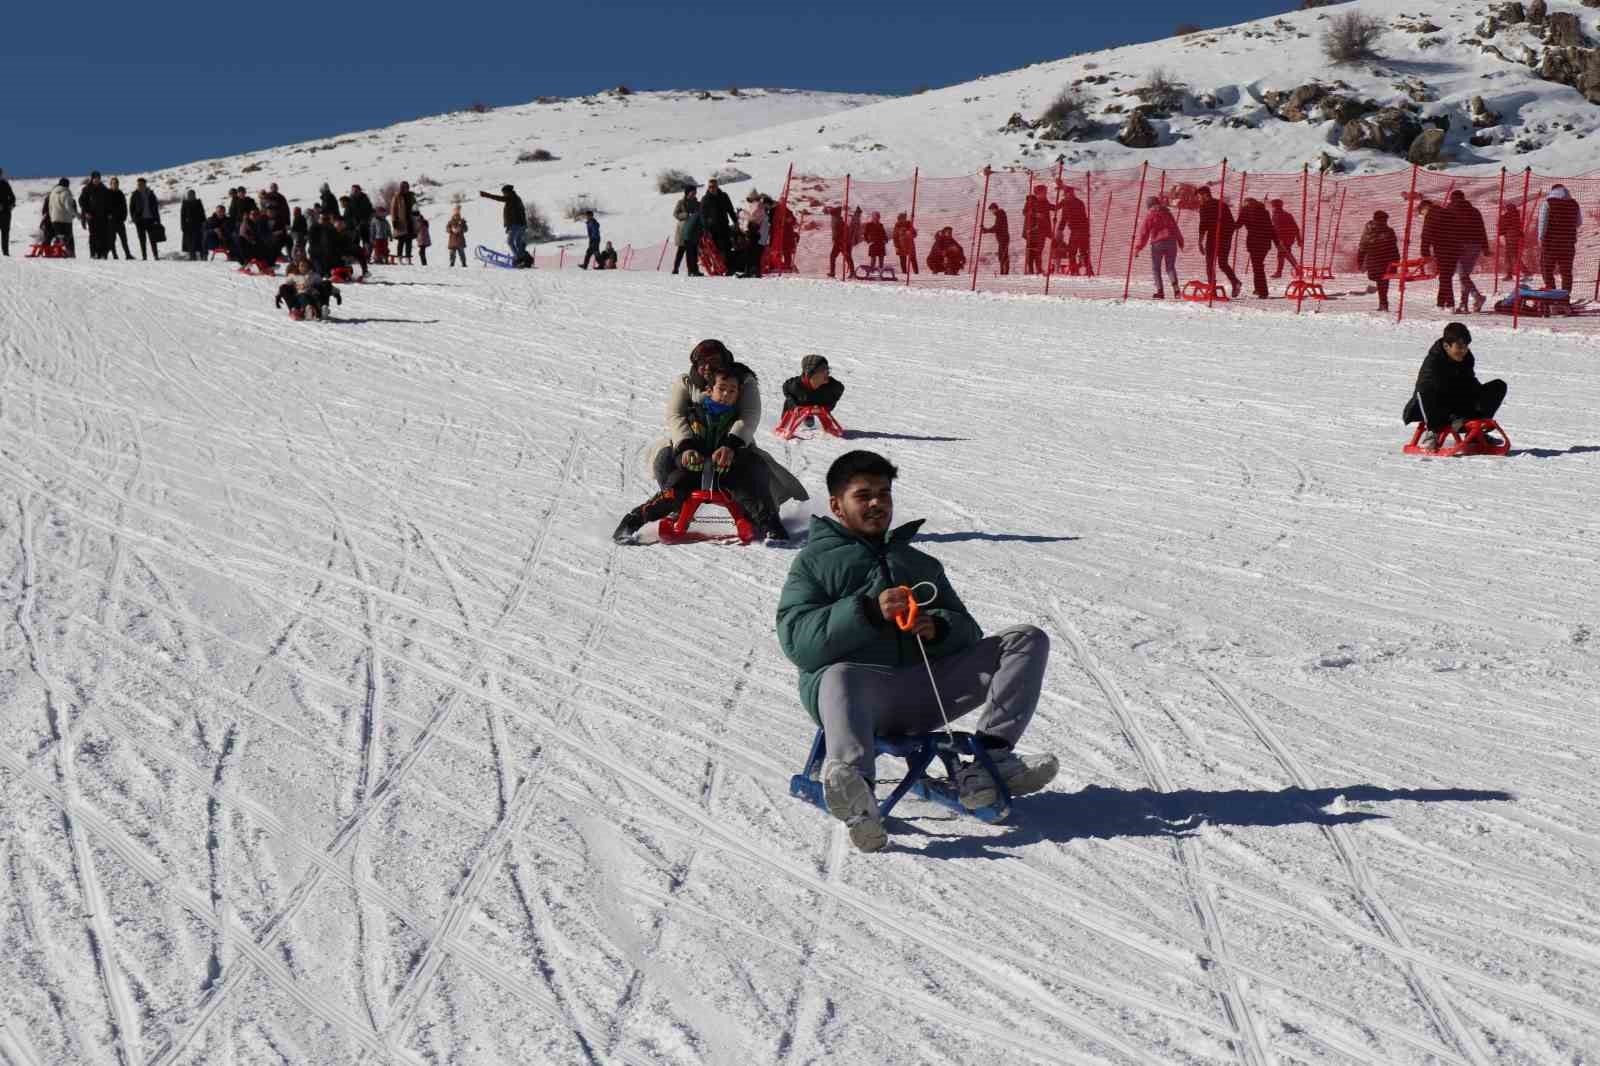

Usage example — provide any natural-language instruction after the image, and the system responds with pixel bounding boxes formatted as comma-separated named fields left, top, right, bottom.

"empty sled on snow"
left=1402, top=418, right=1511, bottom=457
left=25, top=239, right=69, bottom=259
left=1493, top=285, right=1581, bottom=318
left=773, top=405, right=845, bottom=440
left=789, top=729, right=1014, bottom=825
left=1383, top=258, right=1436, bottom=283
left=1180, top=279, right=1230, bottom=303
left=851, top=264, right=898, bottom=282
left=475, top=244, right=519, bottom=269
left=1283, top=277, right=1327, bottom=301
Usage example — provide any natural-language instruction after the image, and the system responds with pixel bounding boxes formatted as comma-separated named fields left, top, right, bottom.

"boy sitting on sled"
left=1403, top=321, right=1507, bottom=450
left=613, top=366, right=787, bottom=544
left=780, top=355, right=844, bottom=416
left=775, top=450, right=1059, bottom=852
left=274, top=266, right=341, bottom=320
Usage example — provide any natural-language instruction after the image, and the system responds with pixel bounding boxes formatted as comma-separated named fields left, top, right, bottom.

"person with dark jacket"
left=781, top=354, right=844, bottom=414
left=105, top=177, right=132, bottom=259
left=1417, top=200, right=1456, bottom=309
left=827, top=205, right=855, bottom=278
left=579, top=210, right=601, bottom=268
left=263, top=183, right=291, bottom=232
left=927, top=227, right=965, bottom=275
left=1270, top=199, right=1300, bottom=278
left=346, top=185, right=375, bottom=252
left=1196, top=186, right=1241, bottom=297
left=1057, top=187, right=1091, bottom=275
left=596, top=241, right=618, bottom=268
left=1356, top=210, right=1401, bottom=311
left=129, top=178, right=162, bottom=260
left=699, top=177, right=738, bottom=260
left=290, top=207, right=308, bottom=258
left=333, top=217, right=370, bottom=277
left=1498, top=201, right=1523, bottom=281
left=0, top=168, right=15, bottom=256
left=981, top=203, right=1011, bottom=275
left=1444, top=190, right=1489, bottom=313
left=203, top=205, right=229, bottom=257
left=775, top=449, right=1058, bottom=853
left=306, top=212, right=337, bottom=274
left=79, top=173, right=111, bottom=258
left=672, top=188, right=701, bottom=275
left=1237, top=196, right=1276, bottom=298
left=1537, top=184, right=1582, bottom=292
left=862, top=212, right=888, bottom=271
left=1402, top=322, right=1506, bottom=450
left=892, top=213, right=918, bottom=275
left=237, top=210, right=273, bottom=265
left=479, top=184, right=529, bottom=263
left=318, top=183, right=340, bottom=219
left=390, top=181, right=417, bottom=260
left=1022, top=184, right=1053, bottom=274
left=180, top=191, right=206, bottom=260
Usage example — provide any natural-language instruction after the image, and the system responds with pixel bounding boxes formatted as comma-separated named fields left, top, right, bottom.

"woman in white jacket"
left=46, top=179, right=78, bottom=255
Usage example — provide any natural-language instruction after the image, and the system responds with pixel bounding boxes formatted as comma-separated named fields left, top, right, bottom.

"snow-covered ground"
left=3, top=254, right=1599, bottom=1065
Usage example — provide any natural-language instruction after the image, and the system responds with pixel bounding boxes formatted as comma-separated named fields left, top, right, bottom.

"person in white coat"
left=46, top=179, right=78, bottom=256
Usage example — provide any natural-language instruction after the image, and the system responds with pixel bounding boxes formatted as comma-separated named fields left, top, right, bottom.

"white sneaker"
left=821, top=760, right=887, bottom=852
left=956, top=749, right=1059, bottom=810
left=1419, top=430, right=1442, bottom=451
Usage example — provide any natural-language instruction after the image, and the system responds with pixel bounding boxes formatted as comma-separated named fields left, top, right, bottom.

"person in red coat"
left=862, top=212, right=888, bottom=272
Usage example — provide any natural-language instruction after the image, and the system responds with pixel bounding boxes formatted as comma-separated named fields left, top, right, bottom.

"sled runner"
left=1402, top=418, right=1511, bottom=457
left=774, top=405, right=845, bottom=440
left=1493, top=285, right=1581, bottom=318
left=475, top=245, right=518, bottom=269
left=1382, top=258, right=1436, bottom=283
left=851, top=264, right=898, bottom=282
left=238, top=258, right=276, bottom=276
left=789, top=729, right=1014, bottom=825
left=1283, top=278, right=1327, bottom=301
left=25, top=240, right=69, bottom=259
left=210, top=247, right=230, bottom=259
left=656, top=489, right=755, bottom=545
left=1180, top=280, right=1230, bottom=303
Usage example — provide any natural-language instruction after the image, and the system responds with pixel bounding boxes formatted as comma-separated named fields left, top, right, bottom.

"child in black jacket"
left=781, top=355, right=844, bottom=414
left=1402, top=321, right=1507, bottom=448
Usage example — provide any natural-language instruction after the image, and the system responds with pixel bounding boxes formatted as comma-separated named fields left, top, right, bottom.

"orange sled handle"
left=893, top=586, right=919, bottom=632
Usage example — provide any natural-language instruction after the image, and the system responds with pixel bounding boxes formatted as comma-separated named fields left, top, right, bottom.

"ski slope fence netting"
left=601, top=162, right=1600, bottom=331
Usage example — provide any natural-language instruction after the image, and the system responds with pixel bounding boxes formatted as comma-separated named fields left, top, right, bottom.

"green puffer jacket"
left=776, top=515, right=983, bottom=723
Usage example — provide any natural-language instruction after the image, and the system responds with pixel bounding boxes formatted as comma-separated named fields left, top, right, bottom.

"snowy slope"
left=2, top=256, right=1599, bottom=1065
left=11, top=0, right=1600, bottom=259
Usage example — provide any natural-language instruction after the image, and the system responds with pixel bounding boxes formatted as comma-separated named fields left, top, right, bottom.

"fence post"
left=906, top=167, right=919, bottom=287
left=1084, top=169, right=1094, bottom=280
left=1396, top=164, right=1421, bottom=324
left=1325, top=186, right=1348, bottom=278
left=1513, top=167, right=1532, bottom=331
left=1044, top=163, right=1064, bottom=296
left=1096, top=192, right=1114, bottom=276
left=1295, top=164, right=1309, bottom=313
left=1491, top=168, right=1507, bottom=296
left=841, top=174, right=852, bottom=282
left=1209, top=158, right=1228, bottom=307
left=558, top=246, right=565, bottom=269
left=1122, top=162, right=1149, bottom=302
left=970, top=166, right=991, bottom=293
left=656, top=235, right=670, bottom=271
left=1310, top=169, right=1327, bottom=281
left=1230, top=171, right=1247, bottom=274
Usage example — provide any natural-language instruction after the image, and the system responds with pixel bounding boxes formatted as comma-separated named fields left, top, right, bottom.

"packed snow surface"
left=2, top=257, right=1599, bottom=1066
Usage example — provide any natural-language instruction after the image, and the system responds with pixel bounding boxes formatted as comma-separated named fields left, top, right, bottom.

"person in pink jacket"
left=1133, top=197, right=1184, bottom=298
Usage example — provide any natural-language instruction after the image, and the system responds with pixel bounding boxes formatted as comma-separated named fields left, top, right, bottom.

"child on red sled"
left=781, top=355, right=845, bottom=422
left=614, top=365, right=788, bottom=544
left=1402, top=321, right=1507, bottom=450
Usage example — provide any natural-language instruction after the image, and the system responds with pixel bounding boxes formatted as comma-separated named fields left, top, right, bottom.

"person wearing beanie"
left=1403, top=321, right=1507, bottom=451
left=47, top=178, right=79, bottom=255
left=479, top=183, right=529, bottom=264
left=782, top=355, right=844, bottom=416
left=1357, top=209, right=1401, bottom=312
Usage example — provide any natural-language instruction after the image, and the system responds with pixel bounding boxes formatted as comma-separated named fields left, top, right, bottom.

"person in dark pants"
left=479, top=184, right=528, bottom=263
left=1196, top=187, right=1241, bottom=297
left=1270, top=199, right=1300, bottom=278
left=673, top=189, right=702, bottom=275
left=579, top=210, right=601, bottom=268
left=79, top=173, right=110, bottom=258
left=1237, top=196, right=1276, bottom=298
left=47, top=178, right=78, bottom=255
left=1418, top=200, right=1456, bottom=309
left=180, top=191, right=205, bottom=260
left=106, top=177, right=133, bottom=259
left=129, top=178, right=162, bottom=260
left=346, top=184, right=375, bottom=253
left=1356, top=210, right=1400, bottom=312
left=306, top=211, right=337, bottom=275
left=1058, top=187, right=1092, bottom=276
left=1403, top=321, right=1507, bottom=450
left=781, top=355, right=844, bottom=414
left=981, top=203, right=1010, bottom=275
left=1537, top=184, right=1582, bottom=292
left=700, top=177, right=737, bottom=262
left=0, top=168, right=15, bottom=255
left=1022, top=184, right=1053, bottom=275
left=1498, top=201, right=1523, bottom=281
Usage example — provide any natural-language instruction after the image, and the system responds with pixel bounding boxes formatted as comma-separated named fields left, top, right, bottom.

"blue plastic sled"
left=476, top=244, right=517, bottom=269
left=789, top=728, right=1013, bottom=824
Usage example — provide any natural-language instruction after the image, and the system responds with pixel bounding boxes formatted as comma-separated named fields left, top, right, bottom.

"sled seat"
left=1494, top=286, right=1574, bottom=318
left=788, top=728, right=1013, bottom=824
left=1304, top=264, right=1335, bottom=280
left=25, top=241, right=68, bottom=259
left=774, top=405, right=845, bottom=440
left=1284, top=278, right=1326, bottom=301
left=1383, top=257, right=1436, bottom=283
left=657, top=489, right=754, bottom=545
left=1181, top=279, right=1230, bottom=302
left=1403, top=418, right=1511, bottom=457
left=238, top=258, right=276, bottom=276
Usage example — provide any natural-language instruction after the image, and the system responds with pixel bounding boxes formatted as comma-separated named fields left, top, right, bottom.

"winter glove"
left=679, top=450, right=704, bottom=472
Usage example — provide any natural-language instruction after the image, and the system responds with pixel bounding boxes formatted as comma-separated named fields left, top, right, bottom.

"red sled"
left=1383, top=258, right=1436, bottom=283
left=1402, top=419, right=1511, bottom=457
left=1181, top=279, right=1230, bottom=303
left=657, top=490, right=755, bottom=545
left=1284, top=278, right=1326, bottom=301
left=26, top=240, right=69, bottom=258
left=698, top=233, right=727, bottom=276
left=238, top=258, right=276, bottom=276
left=288, top=307, right=306, bottom=321
left=210, top=246, right=231, bottom=259
left=329, top=265, right=363, bottom=283
left=1303, top=264, right=1335, bottom=280
left=774, top=406, right=845, bottom=440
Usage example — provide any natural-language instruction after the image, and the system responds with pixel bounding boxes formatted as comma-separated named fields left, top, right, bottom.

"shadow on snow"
left=913, top=532, right=1079, bottom=545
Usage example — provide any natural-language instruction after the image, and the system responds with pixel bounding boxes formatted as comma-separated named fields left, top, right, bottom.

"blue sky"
left=1, top=1, right=1288, bottom=177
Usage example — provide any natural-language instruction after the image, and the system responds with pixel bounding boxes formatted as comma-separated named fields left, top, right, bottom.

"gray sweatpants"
left=817, top=625, right=1050, bottom=777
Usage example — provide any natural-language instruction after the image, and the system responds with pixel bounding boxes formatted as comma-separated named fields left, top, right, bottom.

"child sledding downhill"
left=776, top=451, right=1059, bottom=853
left=274, top=261, right=341, bottom=320
left=613, top=367, right=788, bottom=544
left=776, top=355, right=845, bottom=437
left=1403, top=322, right=1509, bottom=453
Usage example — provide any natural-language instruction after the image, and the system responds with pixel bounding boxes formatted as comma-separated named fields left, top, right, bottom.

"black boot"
left=612, top=512, right=646, bottom=544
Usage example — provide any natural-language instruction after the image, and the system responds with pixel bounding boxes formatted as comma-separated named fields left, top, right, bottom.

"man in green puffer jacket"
left=776, top=450, right=1058, bottom=852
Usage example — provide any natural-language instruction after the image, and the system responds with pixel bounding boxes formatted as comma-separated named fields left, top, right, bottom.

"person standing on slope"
left=391, top=181, right=417, bottom=261
left=1132, top=196, right=1182, bottom=299
left=1270, top=199, right=1300, bottom=279
left=1537, top=184, right=1582, bottom=293
left=446, top=205, right=468, bottom=267
left=179, top=191, right=205, bottom=260
left=414, top=207, right=431, bottom=266
left=1057, top=187, right=1092, bottom=276
left=580, top=209, right=601, bottom=269
left=982, top=202, right=1011, bottom=275
left=479, top=184, right=529, bottom=265
left=892, top=212, right=918, bottom=276
left=700, top=177, right=738, bottom=263
left=1356, top=209, right=1400, bottom=312
left=0, top=168, right=15, bottom=256
left=47, top=178, right=78, bottom=256
left=1022, top=184, right=1053, bottom=275
left=129, top=177, right=162, bottom=260
left=672, top=186, right=701, bottom=276
left=1195, top=186, right=1241, bottom=298
left=776, top=450, right=1058, bottom=853
left=1444, top=190, right=1488, bottom=314
left=1237, top=196, right=1275, bottom=299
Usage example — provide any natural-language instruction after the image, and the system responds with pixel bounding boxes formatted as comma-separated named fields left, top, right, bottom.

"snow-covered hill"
left=11, top=0, right=1600, bottom=258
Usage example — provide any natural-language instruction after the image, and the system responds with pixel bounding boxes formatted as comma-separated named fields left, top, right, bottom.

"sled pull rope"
left=893, top=583, right=957, bottom=742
